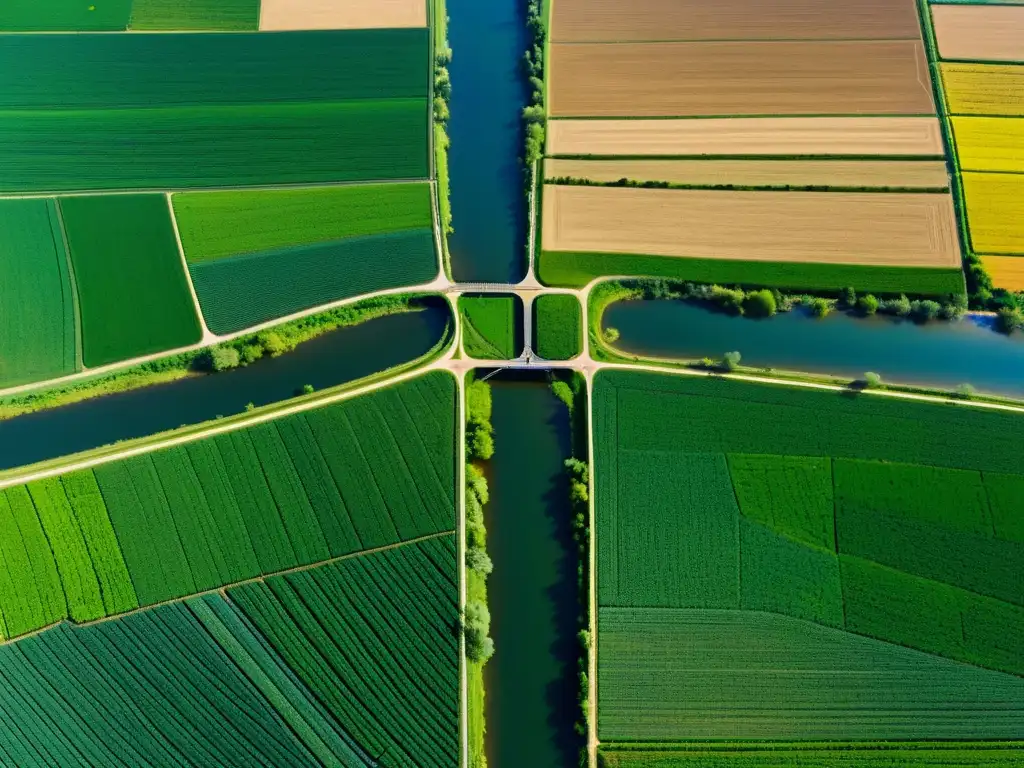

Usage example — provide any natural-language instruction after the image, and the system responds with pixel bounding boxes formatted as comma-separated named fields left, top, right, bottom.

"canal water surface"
left=485, top=378, right=581, bottom=767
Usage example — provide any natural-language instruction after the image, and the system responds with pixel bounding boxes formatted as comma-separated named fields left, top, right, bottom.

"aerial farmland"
left=0, top=0, right=1022, bottom=767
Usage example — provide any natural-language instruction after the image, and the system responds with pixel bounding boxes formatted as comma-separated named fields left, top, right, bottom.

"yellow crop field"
left=942, top=63, right=1024, bottom=117
left=952, top=117, right=1024, bottom=173
left=981, top=255, right=1024, bottom=291
left=962, top=172, right=1024, bottom=255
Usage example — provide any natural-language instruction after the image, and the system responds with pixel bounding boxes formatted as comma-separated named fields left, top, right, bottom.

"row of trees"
left=465, top=379, right=494, bottom=665
left=522, top=0, right=546, bottom=167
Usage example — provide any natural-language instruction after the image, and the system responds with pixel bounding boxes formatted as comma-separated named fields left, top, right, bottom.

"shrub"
left=468, top=424, right=495, bottom=461
left=880, top=294, right=911, bottom=317
left=603, top=327, right=620, bottom=343
left=239, top=343, right=263, bottom=365
left=839, top=287, right=857, bottom=307
left=863, top=372, right=882, bottom=389
left=808, top=298, right=832, bottom=318
left=956, top=383, right=976, bottom=400
left=201, top=345, right=241, bottom=372
left=466, top=548, right=493, bottom=575
left=744, top=289, right=777, bottom=318
left=257, top=330, right=289, bottom=356
left=911, top=300, right=941, bottom=322
left=996, top=307, right=1024, bottom=334
left=711, top=286, right=745, bottom=315
left=723, top=351, right=742, bottom=372
left=857, top=294, right=879, bottom=315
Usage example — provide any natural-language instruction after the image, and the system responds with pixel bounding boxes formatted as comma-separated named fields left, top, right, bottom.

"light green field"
left=460, top=295, right=520, bottom=360
left=129, top=0, right=259, bottom=30
left=533, top=294, right=582, bottom=360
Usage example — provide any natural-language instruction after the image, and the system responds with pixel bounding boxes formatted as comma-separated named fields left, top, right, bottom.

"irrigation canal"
left=445, top=0, right=529, bottom=283
left=484, top=378, right=581, bottom=768
left=605, top=299, right=1024, bottom=399
left=0, top=304, right=449, bottom=471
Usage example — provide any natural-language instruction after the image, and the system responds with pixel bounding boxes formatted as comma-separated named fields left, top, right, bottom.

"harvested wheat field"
left=259, top=0, right=425, bottom=30
left=932, top=5, right=1024, bottom=63
left=962, top=172, right=1024, bottom=255
left=942, top=63, right=1024, bottom=117
left=981, top=255, right=1024, bottom=291
left=546, top=117, right=946, bottom=157
left=549, top=41, right=936, bottom=117
left=542, top=185, right=960, bottom=267
left=551, top=0, right=924, bottom=43
left=952, top=117, right=1024, bottom=173
left=544, top=159, right=949, bottom=189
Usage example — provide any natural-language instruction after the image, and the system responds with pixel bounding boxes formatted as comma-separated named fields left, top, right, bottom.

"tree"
left=863, top=372, right=882, bottom=389
left=857, top=294, right=879, bottom=315
left=722, top=351, right=742, bottom=372
left=808, top=297, right=832, bottom=318
left=239, top=343, right=263, bottom=365
left=839, top=287, right=857, bottom=307
left=200, top=345, right=240, bottom=372
left=468, top=424, right=494, bottom=461
left=956, top=383, right=975, bottom=400
left=257, top=330, right=289, bottom=356
left=524, top=122, right=545, bottom=165
left=603, top=327, right=620, bottom=343
left=302, top=384, right=315, bottom=394
left=743, top=289, right=777, bottom=318
left=465, top=630, right=494, bottom=663
left=466, top=548, right=493, bottom=575
left=996, top=306, right=1024, bottom=334
left=912, top=299, right=941, bottom=322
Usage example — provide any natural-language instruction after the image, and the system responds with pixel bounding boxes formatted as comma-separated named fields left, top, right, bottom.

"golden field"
left=962, top=172, right=1024, bottom=255
left=952, top=117, right=1024, bottom=173
left=259, top=0, right=425, bottom=30
left=942, top=63, right=1024, bottom=117
left=546, top=117, right=946, bottom=157
left=541, top=185, right=961, bottom=268
left=981, top=256, right=1024, bottom=292
left=931, top=5, right=1024, bottom=63
left=543, top=159, right=950, bottom=189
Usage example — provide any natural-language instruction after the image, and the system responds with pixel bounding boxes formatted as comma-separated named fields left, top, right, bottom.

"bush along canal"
left=603, top=296, right=1024, bottom=399
left=445, top=0, right=529, bottom=283
left=0, top=301, right=450, bottom=471
left=481, top=373, right=584, bottom=768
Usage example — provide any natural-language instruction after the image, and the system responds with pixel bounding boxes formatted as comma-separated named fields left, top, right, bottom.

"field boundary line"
left=52, top=199, right=85, bottom=373
left=0, top=530, right=456, bottom=647
left=456, top=372, right=469, bottom=768
left=585, top=370, right=598, bottom=768
left=166, top=193, right=216, bottom=343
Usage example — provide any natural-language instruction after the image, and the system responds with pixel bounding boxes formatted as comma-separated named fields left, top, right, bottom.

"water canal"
left=605, top=299, right=1024, bottom=398
left=445, top=0, right=529, bottom=283
left=484, top=378, right=581, bottom=768
left=0, top=303, right=449, bottom=470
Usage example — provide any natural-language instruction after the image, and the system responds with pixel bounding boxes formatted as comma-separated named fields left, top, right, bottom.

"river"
left=0, top=303, right=450, bottom=471
left=445, top=0, right=529, bottom=283
left=485, top=377, right=581, bottom=768
left=605, top=299, right=1024, bottom=398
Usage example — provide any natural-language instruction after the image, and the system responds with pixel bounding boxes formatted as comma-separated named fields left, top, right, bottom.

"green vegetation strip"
left=175, top=183, right=433, bottom=263
left=533, top=294, right=582, bottom=360
left=60, top=195, right=202, bottom=368
left=460, top=295, right=519, bottom=360
left=540, top=251, right=966, bottom=296
left=189, top=229, right=438, bottom=335
left=129, top=0, right=259, bottom=30
left=0, top=0, right=131, bottom=30
left=0, top=199, right=77, bottom=388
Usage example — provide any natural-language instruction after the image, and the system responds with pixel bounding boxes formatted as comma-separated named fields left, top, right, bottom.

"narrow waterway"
left=446, top=0, right=528, bottom=283
left=485, top=377, right=580, bottom=768
left=605, top=299, right=1024, bottom=398
left=0, top=303, right=450, bottom=470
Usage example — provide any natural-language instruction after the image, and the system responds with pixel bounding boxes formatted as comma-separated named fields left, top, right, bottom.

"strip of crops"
left=0, top=599, right=344, bottom=766
left=189, top=229, right=438, bottom=335
left=460, top=296, right=519, bottom=359
left=0, top=30, right=427, bottom=110
left=598, top=742, right=1024, bottom=767
left=174, top=183, right=433, bottom=262
left=0, top=0, right=131, bottom=30
left=0, top=100, right=428, bottom=193
left=228, top=535, right=460, bottom=768
left=540, top=250, right=966, bottom=295
left=598, top=607, right=1024, bottom=741
left=0, top=372, right=456, bottom=638
left=129, top=0, right=260, bottom=30
left=60, top=195, right=202, bottom=367
left=533, top=294, right=582, bottom=360
left=0, top=199, right=77, bottom=387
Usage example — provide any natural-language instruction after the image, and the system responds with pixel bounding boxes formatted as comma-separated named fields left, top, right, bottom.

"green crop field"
left=540, top=251, right=966, bottom=296
left=460, top=295, right=519, bottom=360
left=0, top=0, right=132, bottom=31
left=189, top=229, right=438, bottom=334
left=0, top=372, right=456, bottom=635
left=174, top=183, right=433, bottom=262
left=230, top=535, right=460, bottom=768
left=0, top=199, right=77, bottom=387
left=594, top=370, right=1024, bottom=744
left=129, top=0, right=259, bottom=30
left=60, top=195, right=201, bottom=367
left=533, top=293, right=582, bottom=360
left=599, top=743, right=1024, bottom=767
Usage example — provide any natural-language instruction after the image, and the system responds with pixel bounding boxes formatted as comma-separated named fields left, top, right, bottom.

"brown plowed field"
left=542, top=185, right=961, bottom=268
left=552, top=0, right=923, bottom=43
left=932, top=5, right=1024, bottom=63
left=982, top=256, right=1024, bottom=292
left=259, top=0, right=426, bottom=30
left=543, top=159, right=950, bottom=188
left=546, top=117, right=946, bottom=157
left=549, top=41, right=936, bottom=117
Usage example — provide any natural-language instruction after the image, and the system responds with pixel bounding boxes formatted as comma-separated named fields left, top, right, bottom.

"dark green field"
left=540, top=251, right=966, bottom=296
left=0, top=0, right=132, bottom=30
left=533, top=294, right=582, bottom=360
left=60, top=195, right=201, bottom=367
left=460, top=295, right=520, bottom=359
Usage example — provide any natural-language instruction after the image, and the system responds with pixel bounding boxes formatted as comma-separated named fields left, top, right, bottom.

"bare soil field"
left=932, top=5, right=1024, bottom=63
left=259, top=0, right=426, bottom=30
left=552, top=0, right=923, bottom=43
left=982, top=256, right=1024, bottom=292
left=543, top=158, right=950, bottom=188
left=942, top=63, right=1024, bottom=117
left=542, top=185, right=961, bottom=267
left=546, top=117, right=946, bottom=157
left=549, top=41, right=936, bottom=117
